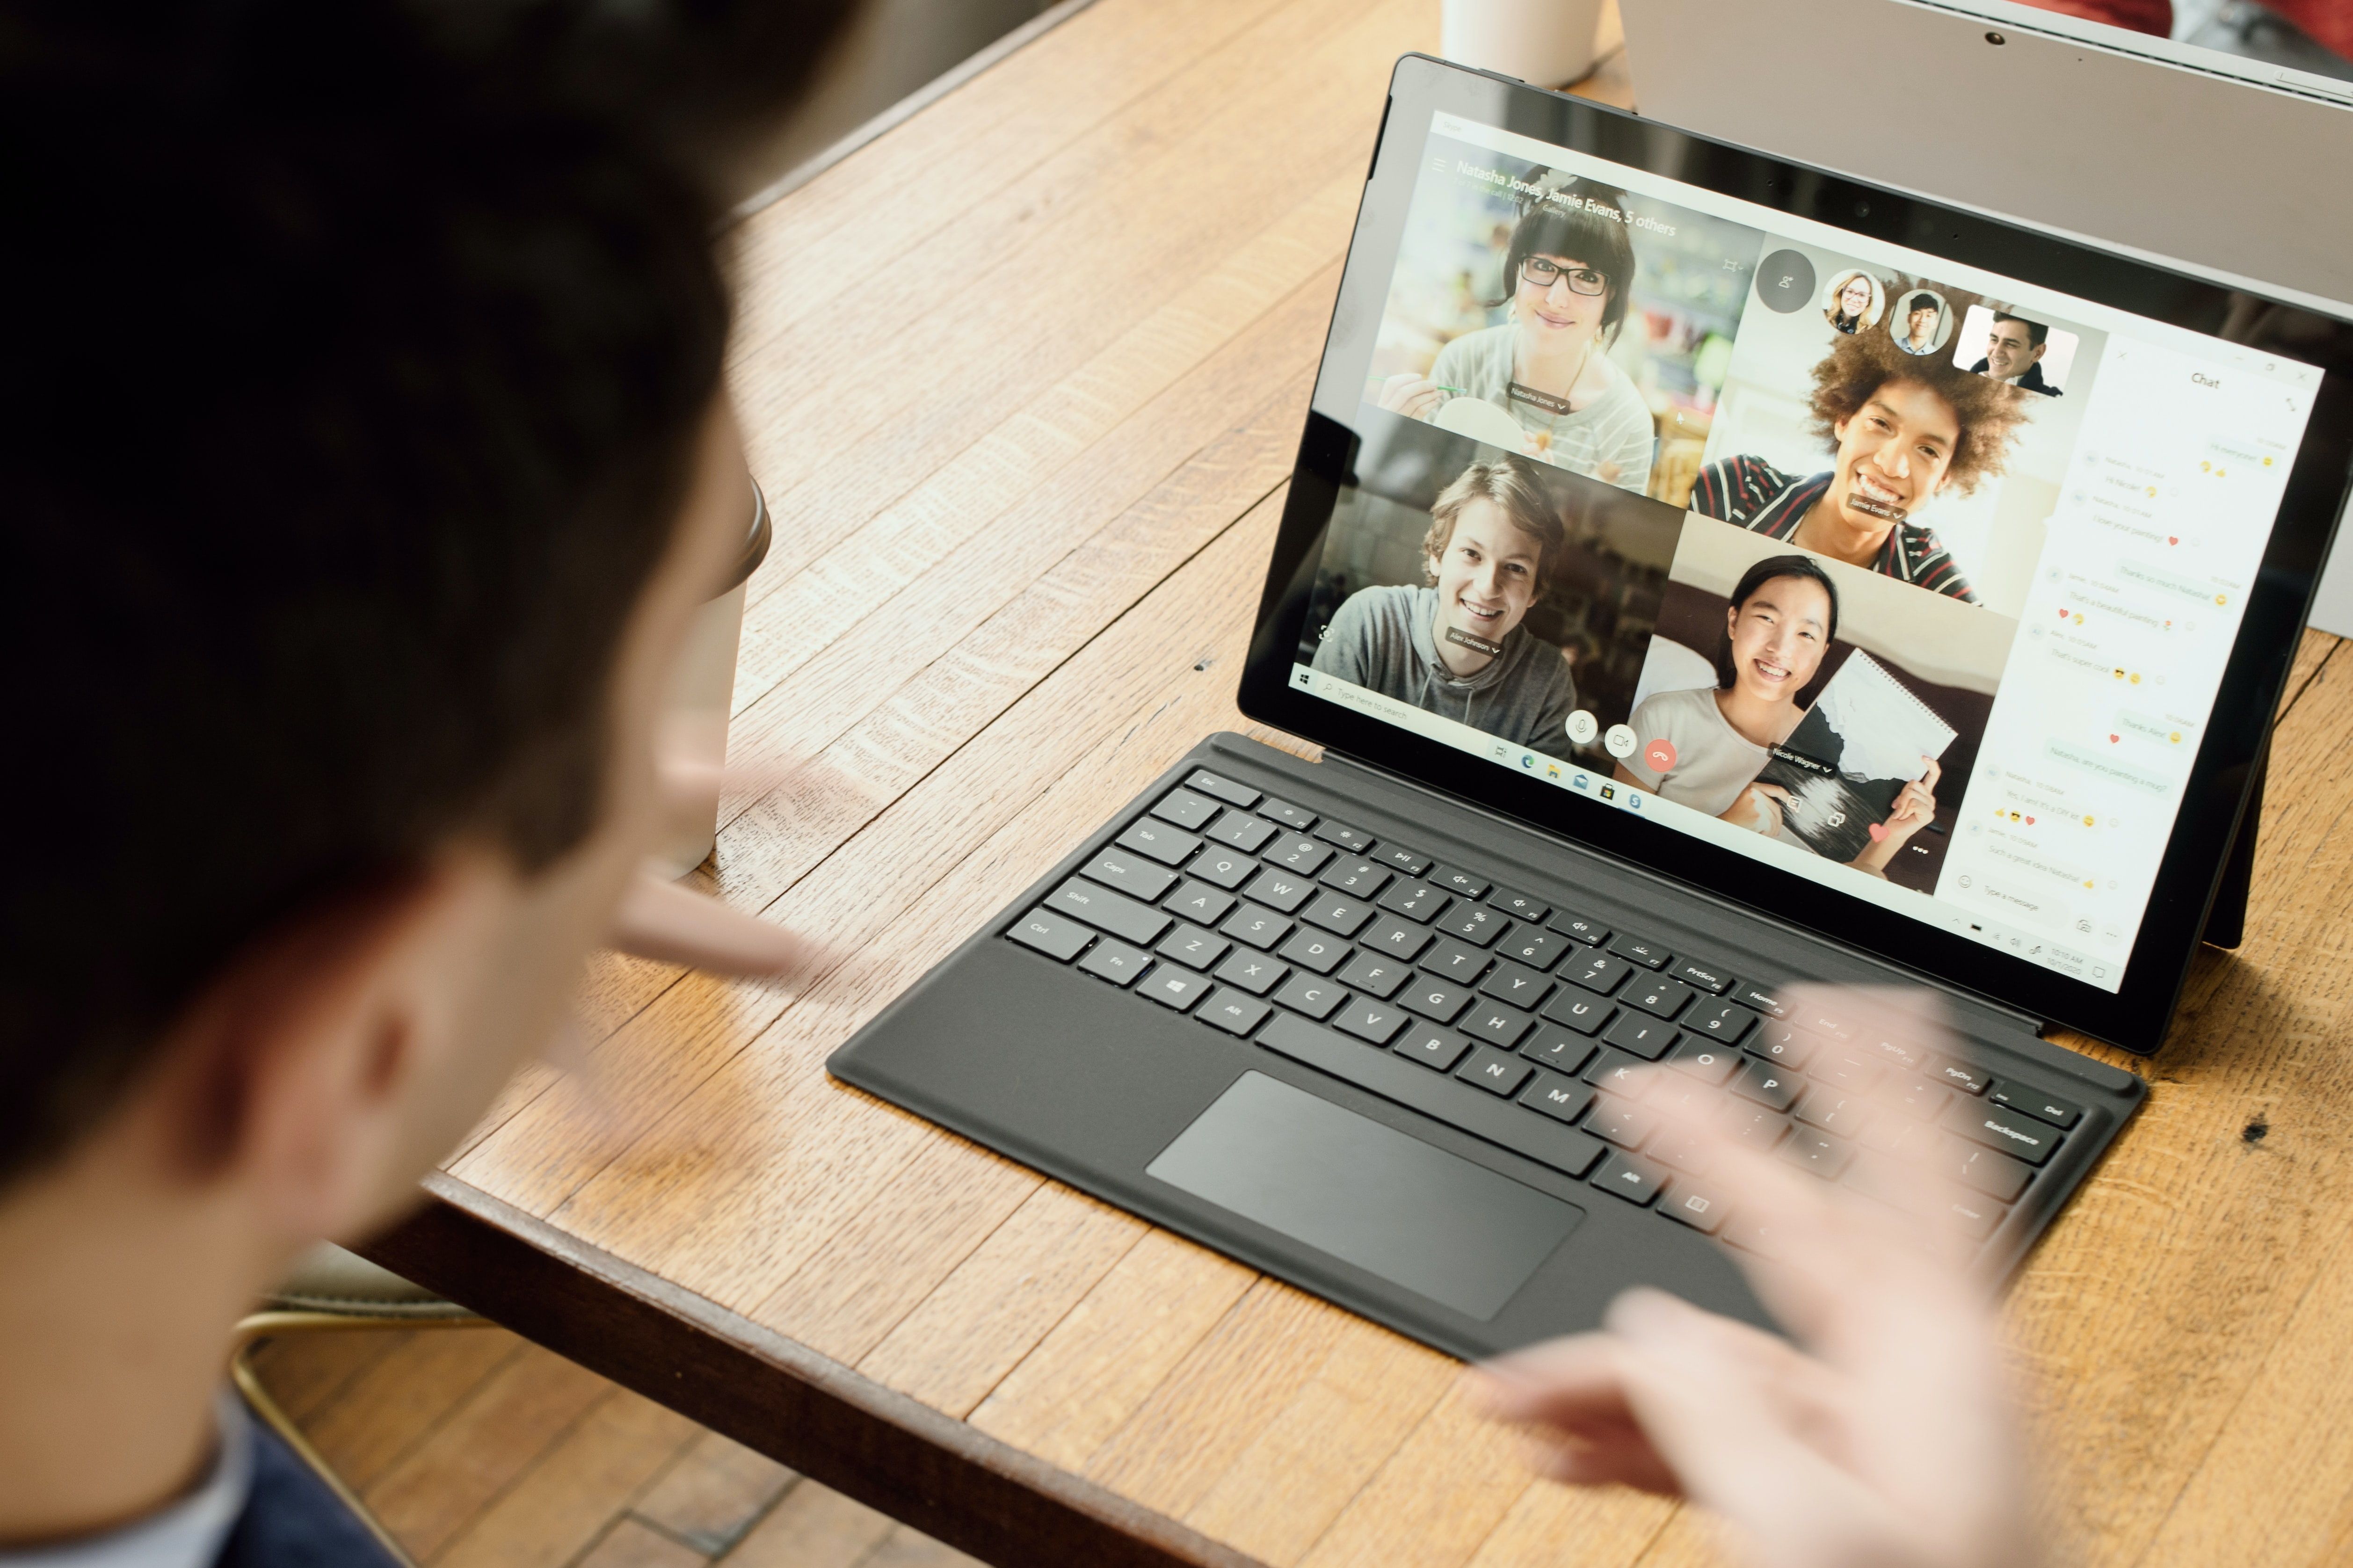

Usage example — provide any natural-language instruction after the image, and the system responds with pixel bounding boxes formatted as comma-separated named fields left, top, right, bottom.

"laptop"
left=829, top=54, right=2353, bottom=1359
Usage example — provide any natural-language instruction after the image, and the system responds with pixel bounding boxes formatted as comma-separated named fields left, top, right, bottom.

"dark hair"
left=1992, top=310, right=2050, bottom=348
left=1714, top=555, right=1841, bottom=689
left=0, top=0, right=852, bottom=1188
left=1808, top=277, right=2032, bottom=494
left=1907, top=293, right=1939, bottom=315
left=1422, top=457, right=1569, bottom=589
left=1490, top=175, right=1637, bottom=345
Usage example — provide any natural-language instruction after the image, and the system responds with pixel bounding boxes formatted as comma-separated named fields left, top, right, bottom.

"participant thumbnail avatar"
left=1692, top=278, right=2033, bottom=605
left=1823, top=269, right=1883, bottom=335
left=1311, top=455, right=1579, bottom=748
left=1892, top=290, right=1952, bottom=357
left=1957, top=305, right=2075, bottom=397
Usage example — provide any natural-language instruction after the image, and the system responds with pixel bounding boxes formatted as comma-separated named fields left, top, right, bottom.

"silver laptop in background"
left=1620, top=0, right=2353, bottom=633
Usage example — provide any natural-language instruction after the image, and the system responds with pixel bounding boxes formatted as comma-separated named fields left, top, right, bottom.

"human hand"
left=1474, top=988, right=2036, bottom=1568
left=1720, top=780, right=1791, bottom=836
left=1880, top=756, right=1941, bottom=847
left=1377, top=372, right=1444, bottom=419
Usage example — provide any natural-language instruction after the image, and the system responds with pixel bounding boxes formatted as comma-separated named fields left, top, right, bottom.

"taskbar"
left=1289, top=665, right=2125, bottom=995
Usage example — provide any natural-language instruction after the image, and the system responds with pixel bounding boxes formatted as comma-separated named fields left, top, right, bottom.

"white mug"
left=1439, top=0, right=1607, bottom=87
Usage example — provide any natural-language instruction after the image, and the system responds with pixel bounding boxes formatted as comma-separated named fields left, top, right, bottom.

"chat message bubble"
left=2116, top=559, right=2227, bottom=606
left=2048, top=740, right=2171, bottom=793
left=2119, top=712, right=2192, bottom=747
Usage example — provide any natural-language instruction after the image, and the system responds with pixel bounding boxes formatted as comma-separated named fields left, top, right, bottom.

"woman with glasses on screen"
left=1376, top=176, right=1655, bottom=495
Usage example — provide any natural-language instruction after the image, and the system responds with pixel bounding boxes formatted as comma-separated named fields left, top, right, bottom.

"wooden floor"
left=246, top=1327, right=982, bottom=1568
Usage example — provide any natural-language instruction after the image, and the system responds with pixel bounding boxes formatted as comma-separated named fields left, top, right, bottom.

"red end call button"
left=1643, top=739, right=1678, bottom=773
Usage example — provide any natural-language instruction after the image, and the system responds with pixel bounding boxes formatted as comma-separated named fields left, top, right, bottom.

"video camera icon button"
left=1603, top=724, right=1637, bottom=759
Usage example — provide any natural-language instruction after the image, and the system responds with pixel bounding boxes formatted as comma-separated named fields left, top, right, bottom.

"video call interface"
left=1291, top=111, right=2323, bottom=993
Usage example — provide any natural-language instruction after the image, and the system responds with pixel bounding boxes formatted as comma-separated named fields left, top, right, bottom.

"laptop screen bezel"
left=1235, top=52, right=2353, bottom=1055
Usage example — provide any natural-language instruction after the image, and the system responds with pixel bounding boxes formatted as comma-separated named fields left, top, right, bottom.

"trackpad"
left=1146, top=1072, right=1581, bottom=1321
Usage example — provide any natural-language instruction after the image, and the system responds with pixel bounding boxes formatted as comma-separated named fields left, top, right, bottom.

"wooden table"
left=370, top=1, right=2353, bottom=1562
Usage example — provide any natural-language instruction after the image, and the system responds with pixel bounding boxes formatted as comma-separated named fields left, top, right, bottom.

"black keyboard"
left=1003, top=767, right=2083, bottom=1256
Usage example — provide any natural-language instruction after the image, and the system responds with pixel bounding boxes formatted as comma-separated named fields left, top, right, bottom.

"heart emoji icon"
left=2109, top=733, right=2121, bottom=743
left=1866, top=822, right=1889, bottom=842
left=2168, top=536, right=2179, bottom=545
left=2025, top=816, right=2036, bottom=825
left=2058, top=608, right=2070, bottom=619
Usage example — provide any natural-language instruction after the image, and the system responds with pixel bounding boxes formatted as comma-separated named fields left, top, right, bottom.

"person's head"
left=1, top=1, right=851, bottom=1265
left=1830, top=271, right=1877, bottom=324
left=1906, top=294, right=1940, bottom=344
left=1422, top=458, right=1567, bottom=649
left=1806, top=285, right=2031, bottom=532
left=1715, top=555, right=1840, bottom=703
left=1493, top=177, right=1638, bottom=352
left=1985, top=312, right=2050, bottom=379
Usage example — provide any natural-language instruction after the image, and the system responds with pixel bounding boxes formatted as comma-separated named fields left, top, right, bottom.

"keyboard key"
left=1459, top=1002, right=1534, bottom=1050
left=1276, top=929, right=1349, bottom=975
left=1187, top=848, right=1258, bottom=890
left=1083, top=849, right=1177, bottom=903
left=1659, top=1178, right=1731, bottom=1233
left=1670, top=958, right=1735, bottom=995
left=1591, top=1150, right=1666, bottom=1205
left=1219, top=903, right=1292, bottom=950
left=1301, top=893, right=1376, bottom=937
left=1419, top=936, right=1493, bottom=983
left=1358, top=915, right=1433, bottom=962
left=1561, top=951, right=1632, bottom=995
left=1649, top=1125, right=1714, bottom=1175
left=1944, top=1099, right=2063, bottom=1165
left=1898, top=1077, right=1953, bottom=1120
left=1860, top=1116, right=1935, bottom=1158
left=1332, top=998, right=1408, bottom=1045
left=1487, top=887, right=1550, bottom=922
left=1587, top=1095, right=1657, bottom=1149
left=1440, top=905, right=1511, bottom=947
left=1734, top=981, right=1786, bottom=1017
left=1943, top=1135, right=2032, bottom=1200
left=1731, top=1057, right=1801, bottom=1112
left=1679, top=1001, right=1756, bottom=1046
left=1394, top=1026, right=1471, bottom=1071
left=1602, top=1014, right=1678, bottom=1060
left=1626, top=976, right=1693, bottom=1020
left=1667, top=1038, right=1739, bottom=1085
left=1266, top=834, right=1332, bottom=875
left=1204, top=810, right=1277, bottom=853
left=1797, top=1089, right=1875, bottom=1140
left=1376, top=880, right=1450, bottom=922
left=1336, top=951, right=1411, bottom=998
left=1197, top=988, right=1270, bottom=1036
left=1241, top=867, right=1315, bottom=914
left=1008, top=907, right=1092, bottom=961
left=1258, top=797, right=1317, bottom=830
left=1779, top=1127, right=1853, bottom=1179
left=1748, top=1020, right=1819, bottom=1069
left=1213, top=949, right=1287, bottom=995
left=1582, top=1047, right=1653, bottom=1096
left=1150, top=788, right=1222, bottom=831
left=1271, top=973, right=1348, bottom=1020
left=1154, top=924, right=1229, bottom=971
left=1371, top=843, right=1431, bottom=875
left=1116, top=819, right=1201, bottom=866
left=1400, top=978, right=1474, bottom=1024
left=1318, top=858, right=1391, bottom=898
left=1499, top=928, right=1570, bottom=971
left=1078, top=939, right=1151, bottom=986
left=1479, top=960, right=1554, bottom=1010
left=1457, top=1046, right=1534, bottom=1097
left=1550, top=912, right=1611, bottom=945
left=1540, top=991, right=1617, bottom=1036
left=1932, top=1057, right=1992, bottom=1095
left=1184, top=769, right=1258, bottom=808
left=1313, top=819, right=1374, bottom=851
left=1942, top=1190, right=2006, bottom=1241
left=1161, top=880, right=1236, bottom=927
left=1255, top=1015, right=1601, bottom=1178
left=1721, top=1102, right=1788, bottom=1150
left=1139, top=964, right=1212, bottom=1010
left=1521, top=1028, right=1598, bottom=1075
left=1816, top=1055, right=1885, bottom=1094
left=1430, top=864, right=1490, bottom=898
left=1609, top=933, right=1672, bottom=969
left=1507, top=1062, right=1586, bottom=1117
left=1988, top=1080, right=2083, bottom=1129
left=1852, top=1028, right=1934, bottom=1075
left=1046, top=878, right=1170, bottom=945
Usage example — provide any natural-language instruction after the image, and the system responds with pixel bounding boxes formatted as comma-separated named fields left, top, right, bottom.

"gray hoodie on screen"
left=1310, top=584, right=1578, bottom=750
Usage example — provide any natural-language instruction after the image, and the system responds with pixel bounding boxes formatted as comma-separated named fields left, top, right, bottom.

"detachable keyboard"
left=831, top=735, right=2144, bottom=1357
left=1008, top=764, right=2083, bottom=1257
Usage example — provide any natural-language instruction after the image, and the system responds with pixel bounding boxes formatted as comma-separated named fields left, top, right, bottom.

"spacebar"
left=1258, top=1015, right=1605, bottom=1179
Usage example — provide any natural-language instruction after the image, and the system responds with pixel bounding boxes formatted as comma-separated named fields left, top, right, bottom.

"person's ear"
left=148, top=852, right=513, bottom=1244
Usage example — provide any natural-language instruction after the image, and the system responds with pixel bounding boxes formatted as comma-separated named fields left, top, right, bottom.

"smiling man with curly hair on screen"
left=1691, top=283, right=2033, bottom=604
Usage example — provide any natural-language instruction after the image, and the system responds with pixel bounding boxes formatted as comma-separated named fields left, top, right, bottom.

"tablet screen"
left=1283, top=106, right=2324, bottom=997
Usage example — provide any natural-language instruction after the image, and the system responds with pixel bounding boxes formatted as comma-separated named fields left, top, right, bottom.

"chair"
left=231, top=1243, right=487, bottom=1568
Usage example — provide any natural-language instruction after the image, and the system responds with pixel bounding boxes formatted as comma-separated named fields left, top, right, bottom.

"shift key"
left=1046, top=878, right=1170, bottom=945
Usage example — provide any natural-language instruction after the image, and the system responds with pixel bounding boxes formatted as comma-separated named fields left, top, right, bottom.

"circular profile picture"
left=1821, top=268, right=1884, bottom=335
left=1888, top=287, right=1954, bottom=357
